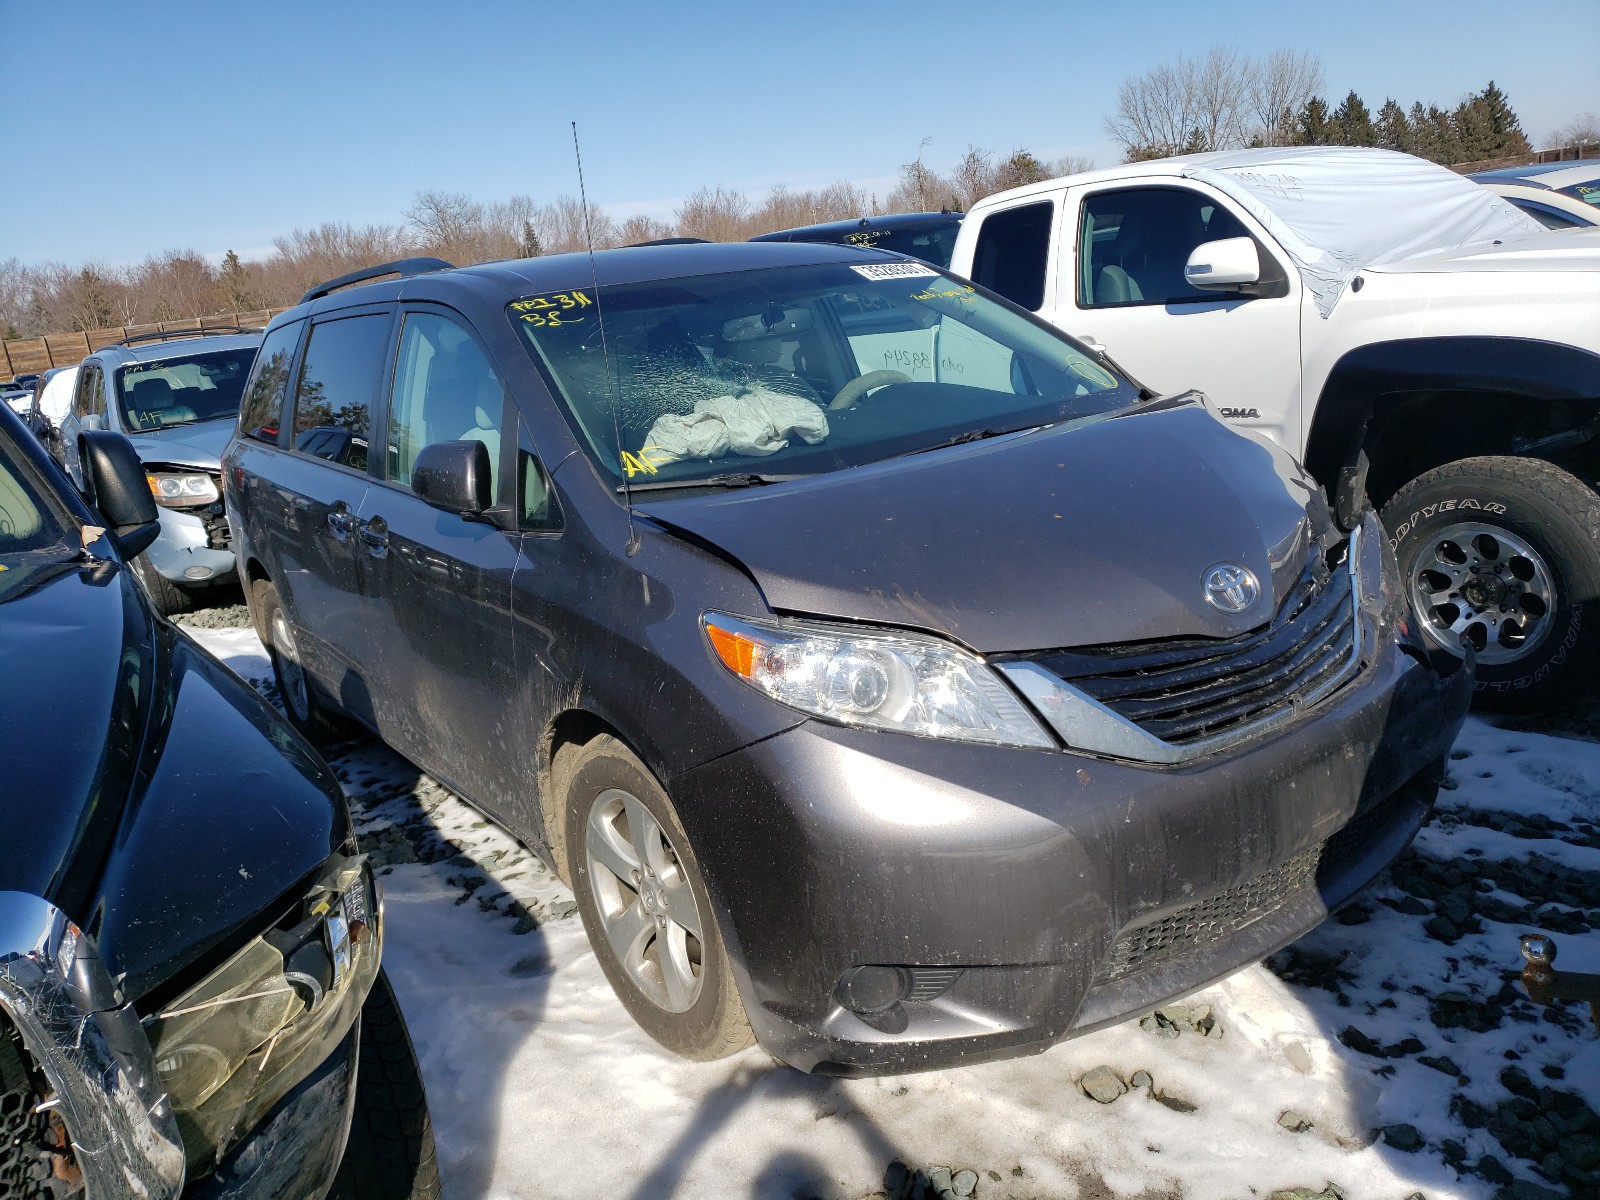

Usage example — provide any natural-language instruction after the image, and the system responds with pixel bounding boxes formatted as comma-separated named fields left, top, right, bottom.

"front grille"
left=1026, top=553, right=1356, bottom=746
left=1099, top=784, right=1423, bottom=984
left=1100, top=846, right=1319, bottom=982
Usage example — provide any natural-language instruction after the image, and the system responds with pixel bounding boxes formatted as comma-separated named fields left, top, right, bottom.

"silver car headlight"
left=1354, top=509, right=1408, bottom=646
left=703, top=612, right=1054, bottom=749
left=146, top=471, right=219, bottom=507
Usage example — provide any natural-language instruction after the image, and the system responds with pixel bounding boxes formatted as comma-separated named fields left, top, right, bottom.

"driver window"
left=1078, top=187, right=1249, bottom=308
left=388, top=312, right=505, bottom=496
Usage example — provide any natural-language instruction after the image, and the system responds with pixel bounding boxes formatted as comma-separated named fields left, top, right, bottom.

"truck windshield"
left=116, top=347, right=257, bottom=432
left=511, top=261, right=1141, bottom=489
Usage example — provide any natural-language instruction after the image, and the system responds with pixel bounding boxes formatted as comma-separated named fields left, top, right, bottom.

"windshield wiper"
left=878, top=425, right=1043, bottom=462
left=618, top=472, right=810, bottom=494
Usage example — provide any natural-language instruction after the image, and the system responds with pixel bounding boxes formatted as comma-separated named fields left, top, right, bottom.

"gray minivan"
left=224, top=244, right=1471, bottom=1075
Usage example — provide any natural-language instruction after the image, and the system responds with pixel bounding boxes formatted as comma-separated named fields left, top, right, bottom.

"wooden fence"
left=1, top=308, right=290, bottom=378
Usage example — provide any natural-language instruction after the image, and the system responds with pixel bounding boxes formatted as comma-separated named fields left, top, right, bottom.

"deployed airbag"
left=642, top=385, right=829, bottom=464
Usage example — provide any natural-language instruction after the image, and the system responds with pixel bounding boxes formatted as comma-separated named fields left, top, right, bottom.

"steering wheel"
left=828, top=370, right=912, bottom=411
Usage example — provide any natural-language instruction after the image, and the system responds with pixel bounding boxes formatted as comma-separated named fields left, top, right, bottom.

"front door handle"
left=359, top=516, right=389, bottom=557
left=327, top=505, right=359, bottom=540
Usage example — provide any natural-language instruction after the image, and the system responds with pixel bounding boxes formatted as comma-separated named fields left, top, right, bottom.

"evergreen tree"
left=1294, top=97, right=1333, bottom=145
left=1375, top=99, right=1411, bottom=152
left=519, top=220, right=543, bottom=259
left=1452, top=81, right=1530, bottom=162
left=218, top=250, right=258, bottom=313
left=1333, top=90, right=1375, bottom=146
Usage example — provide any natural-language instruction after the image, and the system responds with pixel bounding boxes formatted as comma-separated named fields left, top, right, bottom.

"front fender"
left=1304, top=336, right=1600, bottom=488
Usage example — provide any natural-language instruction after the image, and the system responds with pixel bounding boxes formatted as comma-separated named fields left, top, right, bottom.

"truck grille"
left=1025, top=556, right=1356, bottom=746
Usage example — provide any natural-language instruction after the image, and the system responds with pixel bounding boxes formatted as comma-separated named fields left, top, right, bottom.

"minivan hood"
left=124, top=416, right=234, bottom=468
left=638, top=402, right=1319, bottom=653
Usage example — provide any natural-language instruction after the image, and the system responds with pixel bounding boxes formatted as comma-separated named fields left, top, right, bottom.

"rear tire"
left=564, top=735, right=753, bottom=1060
left=129, top=553, right=194, bottom=616
left=1383, top=456, right=1600, bottom=712
left=327, top=971, right=440, bottom=1200
left=255, top=579, right=352, bottom=745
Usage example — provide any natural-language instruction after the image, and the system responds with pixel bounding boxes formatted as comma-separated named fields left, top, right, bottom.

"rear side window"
left=969, top=201, right=1053, bottom=312
left=72, top=366, right=106, bottom=421
left=290, top=314, right=391, bottom=473
left=238, top=321, right=304, bottom=443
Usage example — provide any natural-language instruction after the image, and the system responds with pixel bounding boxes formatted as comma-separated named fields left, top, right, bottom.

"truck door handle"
left=327, top=506, right=359, bottom=540
left=358, top=516, right=389, bottom=557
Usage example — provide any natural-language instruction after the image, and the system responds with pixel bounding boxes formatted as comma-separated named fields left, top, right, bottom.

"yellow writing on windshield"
left=513, top=291, right=592, bottom=328
left=621, top=445, right=670, bottom=477
left=908, top=284, right=976, bottom=304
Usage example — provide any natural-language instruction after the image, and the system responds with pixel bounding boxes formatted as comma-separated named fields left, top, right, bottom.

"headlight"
left=703, top=612, right=1054, bottom=749
left=146, top=471, right=219, bottom=507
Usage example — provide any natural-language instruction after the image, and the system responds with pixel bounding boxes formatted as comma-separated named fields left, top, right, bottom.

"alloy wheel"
left=1403, top=521, right=1556, bottom=665
left=583, top=788, right=705, bottom=1013
left=270, top=609, right=312, bottom=722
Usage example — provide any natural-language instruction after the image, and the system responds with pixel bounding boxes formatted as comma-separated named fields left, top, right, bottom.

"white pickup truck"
left=947, top=147, right=1600, bottom=710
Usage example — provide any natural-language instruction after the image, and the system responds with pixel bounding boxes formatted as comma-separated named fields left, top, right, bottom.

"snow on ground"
left=183, top=620, right=1600, bottom=1200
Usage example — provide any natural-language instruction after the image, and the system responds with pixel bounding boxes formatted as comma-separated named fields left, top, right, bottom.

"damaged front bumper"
left=0, top=854, right=379, bottom=1195
left=0, top=892, right=186, bottom=1199
left=674, top=632, right=1473, bottom=1075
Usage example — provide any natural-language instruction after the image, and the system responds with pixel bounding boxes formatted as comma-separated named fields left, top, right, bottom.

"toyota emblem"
left=1203, top=563, right=1260, bottom=614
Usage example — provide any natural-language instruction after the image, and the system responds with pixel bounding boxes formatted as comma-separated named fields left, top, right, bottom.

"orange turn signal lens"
left=706, top=623, right=760, bottom=678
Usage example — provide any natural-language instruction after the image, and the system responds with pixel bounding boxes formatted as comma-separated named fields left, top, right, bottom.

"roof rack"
left=116, top=324, right=262, bottom=347
left=300, top=257, right=456, bottom=303
left=626, top=237, right=710, bottom=247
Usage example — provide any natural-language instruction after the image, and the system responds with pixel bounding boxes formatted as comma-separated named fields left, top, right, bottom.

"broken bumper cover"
left=0, top=892, right=186, bottom=1200
left=674, top=637, right=1472, bottom=1075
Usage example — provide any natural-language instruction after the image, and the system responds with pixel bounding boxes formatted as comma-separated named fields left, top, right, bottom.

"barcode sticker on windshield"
left=850, top=262, right=939, bottom=281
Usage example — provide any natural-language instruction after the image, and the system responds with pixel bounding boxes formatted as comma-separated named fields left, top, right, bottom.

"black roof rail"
left=300, top=257, right=456, bottom=304
left=116, top=324, right=262, bottom=347
left=626, top=237, right=711, bottom=247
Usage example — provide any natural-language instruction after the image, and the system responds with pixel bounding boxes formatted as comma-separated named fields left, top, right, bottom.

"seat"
left=1093, top=264, right=1144, bottom=304
left=130, top=377, right=176, bottom=426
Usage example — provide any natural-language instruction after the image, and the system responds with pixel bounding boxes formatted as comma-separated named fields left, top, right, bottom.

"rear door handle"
left=359, top=516, right=389, bottom=557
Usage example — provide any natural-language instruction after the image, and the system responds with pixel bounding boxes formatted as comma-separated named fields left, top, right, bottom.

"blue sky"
left=3, top=0, right=1595, bottom=266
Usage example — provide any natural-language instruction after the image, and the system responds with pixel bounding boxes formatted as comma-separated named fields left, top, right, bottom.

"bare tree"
left=1246, top=49, right=1325, bottom=147
left=615, top=214, right=675, bottom=245
left=1045, top=155, right=1096, bottom=177
left=1548, top=112, right=1600, bottom=151
left=675, top=186, right=751, bottom=242
left=1107, top=46, right=1321, bottom=160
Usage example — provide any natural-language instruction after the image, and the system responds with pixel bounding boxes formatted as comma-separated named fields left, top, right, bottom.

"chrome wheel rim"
left=584, top=788, right=704, bottom=1013
left=1403, top=521, right=1556, bottom=665
left=270, top=610, right=311, bottom=722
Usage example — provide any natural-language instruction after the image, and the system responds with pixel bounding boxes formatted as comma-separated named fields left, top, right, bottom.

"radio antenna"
left=572, top=121, right=640, bottom=557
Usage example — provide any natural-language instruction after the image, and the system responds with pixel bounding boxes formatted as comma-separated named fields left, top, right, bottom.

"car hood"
left=124, top=416, right=235, bottom=468
left=1370, top=226, right=1600, bottom=274
left=637, top=400, right=1322, bottom=654
left=0, top=550, right=350, bottom=1000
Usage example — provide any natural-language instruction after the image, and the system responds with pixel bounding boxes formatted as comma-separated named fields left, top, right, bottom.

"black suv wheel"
left=1384, top=456, right=1600, bottom=710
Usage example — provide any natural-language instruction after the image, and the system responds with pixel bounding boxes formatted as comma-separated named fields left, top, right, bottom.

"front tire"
left=1383, top=456, right=1600, bottom=711
left=129, top=553, right=194, bottom=616
left=255, top=579, right=352, bottom=745
left=563, top=735, right=753, bottom=1060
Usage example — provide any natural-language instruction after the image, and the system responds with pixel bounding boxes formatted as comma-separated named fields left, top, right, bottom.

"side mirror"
left=80, top=430, right=161, bottom=559
left=412, top=440, right=491, bottom=517
left=1184, top=237, right=1261, bottom=291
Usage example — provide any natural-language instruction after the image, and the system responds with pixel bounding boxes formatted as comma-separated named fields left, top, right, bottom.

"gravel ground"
left=179, top=592, right=1600, bottom=1200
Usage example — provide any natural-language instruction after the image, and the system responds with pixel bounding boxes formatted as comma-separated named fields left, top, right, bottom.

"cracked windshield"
left=510, top=262, right=1141, bottom=488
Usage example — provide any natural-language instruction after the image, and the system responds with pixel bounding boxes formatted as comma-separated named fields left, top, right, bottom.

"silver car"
left=57, top=328, right=260, bottom=613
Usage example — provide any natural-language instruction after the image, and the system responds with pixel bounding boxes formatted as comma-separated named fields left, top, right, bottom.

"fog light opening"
left=835, top=965, right=910, bottom=1015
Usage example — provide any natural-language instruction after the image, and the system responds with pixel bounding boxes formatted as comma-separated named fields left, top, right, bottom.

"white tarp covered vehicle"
left=949, top=147, right=1600, bottom=709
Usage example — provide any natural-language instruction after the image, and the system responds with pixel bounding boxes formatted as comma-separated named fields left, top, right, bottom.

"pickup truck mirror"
left=80, top=430, right=161, bottom=559
left=1184, top=237, right=1261, bottom=291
